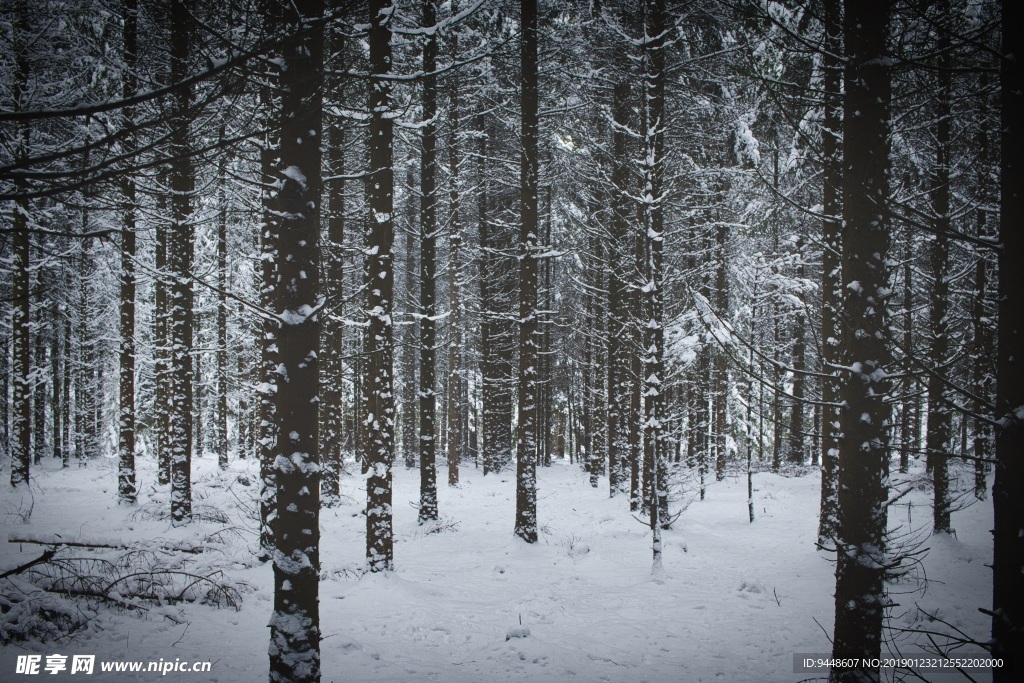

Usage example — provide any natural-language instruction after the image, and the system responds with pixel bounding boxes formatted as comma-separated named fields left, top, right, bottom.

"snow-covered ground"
left=1, top=454, right=993, bottom=682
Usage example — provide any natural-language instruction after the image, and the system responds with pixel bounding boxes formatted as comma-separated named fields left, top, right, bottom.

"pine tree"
left=514, top=0, right=540, bottom=544
left=829, top=0, right=893, bottom=677
left=365, top=0, right=396, bottom=573
left=168, top=0, right=194, bottom=527
left=117, top=0, right=139, bottom=504
left=267, top=0, right=324, bottom=679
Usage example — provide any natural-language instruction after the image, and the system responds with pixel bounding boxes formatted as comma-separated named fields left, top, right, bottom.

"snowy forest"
left=0, top=0, right=1021, bottom=681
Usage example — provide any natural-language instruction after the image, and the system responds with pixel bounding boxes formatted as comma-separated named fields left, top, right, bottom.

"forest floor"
left=0, top=453, right=993, bottom=682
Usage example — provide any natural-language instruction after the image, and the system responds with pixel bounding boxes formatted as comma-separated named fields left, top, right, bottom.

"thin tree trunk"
left=787, top=236, right=806, bottom=466
left=155, top=167, right=171, bottom=485
left=215, top=126, right=229, bottom=471
left=321, top=25, right=346, bottom=508
left=418, top=0, right=439, bottom=523
left=117, top=0, right=139, bottom=503
left=514, top=0, right=540, bottom=544
left=9, top=0, right=31, bottom=491
left=257, top=0, right=282, bottom=555
left=446, top=36, right=463, bottom=488
left=817, top=0, right=841, bottom=545
left=926, top=8, right=953, bottom=534
left=168, top=0, right=194, bottom=527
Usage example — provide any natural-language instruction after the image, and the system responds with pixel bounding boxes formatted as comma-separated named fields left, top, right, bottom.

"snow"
left=0, top=456, right=995, bottom=682
left=281, top=166, right=307, bottom=191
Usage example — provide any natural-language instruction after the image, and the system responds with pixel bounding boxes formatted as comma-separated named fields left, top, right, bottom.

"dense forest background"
left=1, top=0, right=1021, bottom=681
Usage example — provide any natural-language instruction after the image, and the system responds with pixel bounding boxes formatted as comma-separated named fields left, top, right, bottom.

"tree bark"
left=817, top=0, right=841, bottom=545
left=117, top=0, right=139, bottom=503
left=267, top=0, right=324, bottom=680
left=829, top=0, right=892, bottom=678
left=515, top=0, right=540, bottom=544
left=365, top=0, right=396, bottom=572
left=991, top=0, right=1024, bottom=676
left=418, top=0, right=439, bottom=523
left=168, top=0, right=194, bottom=527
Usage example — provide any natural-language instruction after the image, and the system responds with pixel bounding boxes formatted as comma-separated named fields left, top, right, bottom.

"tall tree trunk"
left=446, top=36, right=463, bottom=488
left=365, top=0, right=396, bottom=572
left=32, top=299, right=46, bottom=466
left=117, top=0, right=139, bottom=503
left=641, top=0, right=670, bottom=554
left=926, top=5, right=953, bottom=534
left=607, top=79, right=631, bottom=497
left=52, top=301, right=63, bottom=464
left=514, top=0, right=540, bottom=544
left=829, top=0, right=892, bottom=678
left=898, top=253, right=913, bottom=474
left=991, top=0, right=1024, bottom=675
left=258, top=0, right=282, bottom=556
left=168, top=0, right=194, bottom=527
left=9, top=0, right=31, bottom=492
left=216, top=127, right=229, bottom=471
left=155, top=167, right=171, bottom=485
left=268, top=1, right=324, bottom=680
left=787, top=236, right=806, bottom=466
left=418, top=0, right=439, bottom=523
left=321, top=25, right=346, bottom=508
left=817, top=0, right=842, bottom=545
left=714, top=222, right=729, bottom=480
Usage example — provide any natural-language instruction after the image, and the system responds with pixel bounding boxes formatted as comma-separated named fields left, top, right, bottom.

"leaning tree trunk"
left=829, top=0, right=892, bottom=680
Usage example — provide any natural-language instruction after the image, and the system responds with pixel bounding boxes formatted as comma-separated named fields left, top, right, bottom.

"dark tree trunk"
left=365, top=0, right=396, bottom=572
left=117, top=0, right=139, bottom=503
left=787, top=236, right=806, bottom=466
left=991, top=0, right=1024, bottom=676
left=321, top=25, right=346, bottom=508
left=446, top=38, right=463, bottom=488
left=607, top=77, right=631, bottom=498
left=515, top=0, right=540, bottom=544
left=829, top=0, right=892, bottom=678
left=9, top=0, right=31, bottom=492
left=418, top=0, right=439, bottom=523
left=258, top=0, right=282, bottom=556
left=216, top=130, right=229, bottom=471
left=714, top=222, right=729, bottom=480
left=168, top=0, right=194, bottom=527
left=817, top=0, right=841, bottom=545
left=641, top=0, right=669, bottom=558
left=898, top=253, right=914, bottom=474
left=926, top=6, right=953, bottom=534
left=155, top=167, right=171, bottom=485
left=267, top=1, right=324, bottom=680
